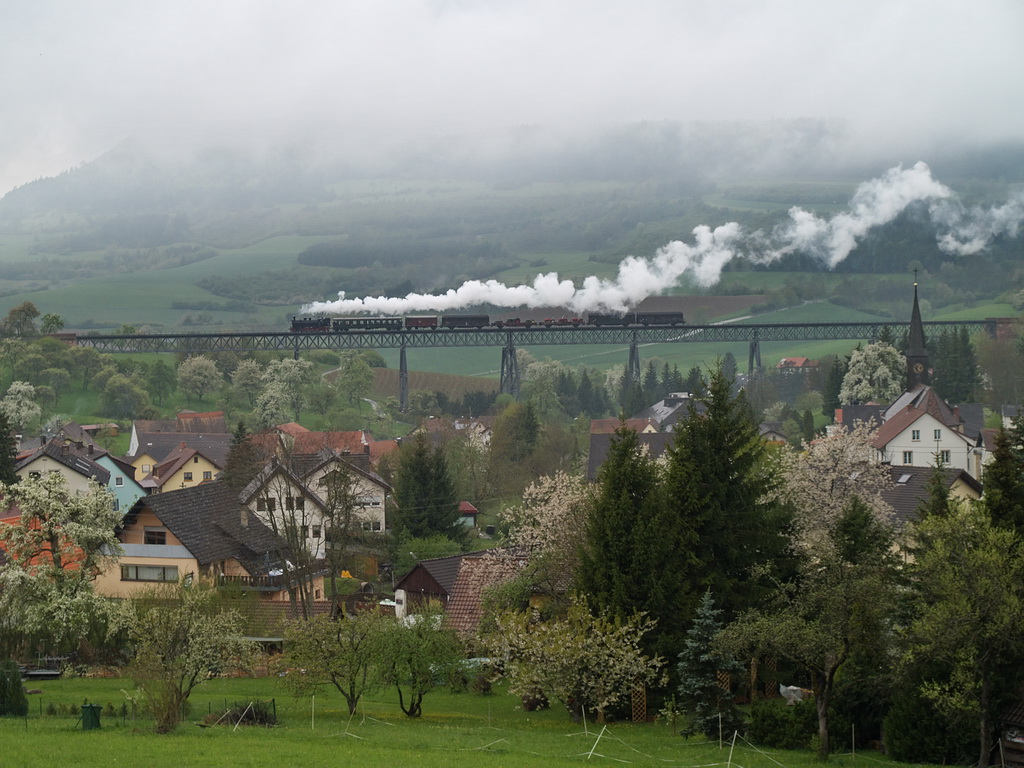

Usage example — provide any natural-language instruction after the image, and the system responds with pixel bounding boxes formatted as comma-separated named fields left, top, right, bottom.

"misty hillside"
left=0, top=123, right=1022, bottom=331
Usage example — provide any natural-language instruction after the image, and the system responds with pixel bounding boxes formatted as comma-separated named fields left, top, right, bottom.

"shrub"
left=748, top=699, right=817, bottom=750
left=0, top=659, right=28, bottom=717
left=201, top=700, right=277, bottom=727
left=883, top=685, right=976, bottom=764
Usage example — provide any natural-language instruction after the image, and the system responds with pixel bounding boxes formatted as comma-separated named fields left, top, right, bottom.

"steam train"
left=290, top=311, right=685, bottom=333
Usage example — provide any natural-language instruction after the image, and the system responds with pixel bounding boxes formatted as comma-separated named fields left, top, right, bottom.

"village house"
left=94, top=482, right=323, bottom=601
left=238, top=447, right=392, bottom=561
left=136, top=441, right=224, bottom=493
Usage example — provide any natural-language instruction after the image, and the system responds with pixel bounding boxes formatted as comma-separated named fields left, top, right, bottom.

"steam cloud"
left=305, top=162, right=1024, bottom=316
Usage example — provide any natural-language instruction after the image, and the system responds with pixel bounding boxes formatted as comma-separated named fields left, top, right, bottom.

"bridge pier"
left=747, top=334, right=762, bottom=378
left=628, top=334, right=641, bottom=383
left=399, top=344, right=409, bottom=413
left=500, top=335, right=520, bottom=398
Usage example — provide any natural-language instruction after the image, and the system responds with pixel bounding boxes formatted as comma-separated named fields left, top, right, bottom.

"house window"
left=911, top=430, right=920, bottom=441
left=902, top=451, right=913, bottom=464
left=112, top=499, right=119, bottom=512
left=934, top=429, right=942, bottom=441
left=295, top=497, right=304, bottom=511
left=256, top=497, right=266, bottom=512
left=121, top=564, right=178, bottom=582
left=203, top=471, right=212, bottom=480
left=183, top=472, right=193, bottom=482
left=267, top=498, right=276, bottom=512
left=144, top=528, right=167, bottom=545
left=115, top=476, right=124, bottom=487
left=285, top=496, right=295, bottom=511
left=193, top=456, right=199, bottom=463
left=940, top=450, right=951, bottom=464
left=301, top=525, right=309, bottom=539
left=29, top=471, right=40, bottom=479
left=312, top=525, right=321, bottom=538
left=362, top=520, right=382, bottom=532
left=142, top=464, right=151, bottom=473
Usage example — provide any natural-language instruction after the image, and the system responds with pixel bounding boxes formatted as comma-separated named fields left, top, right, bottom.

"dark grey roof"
left=16, top=439, right=110, bottom=485
left=586, top=432, right=674, bottom=481
left=836, top=405, right=885, bottom=431
left=632, top=394, right=703, bottom=431
left=395, top=551, right=486, bottom=595
left=955, top=403, right=985, bottom=440
left=131, top=432, right=232, bottom=467
left=127, top=483, right=286, bottom=572
left=880, top=465, right=983, bottom=528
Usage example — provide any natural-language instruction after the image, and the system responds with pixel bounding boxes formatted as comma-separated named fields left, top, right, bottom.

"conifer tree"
left=392, top=431, right=462, bottom=541
left=0, top=659, right=28, bottom=717
left=663, top=362, right=789, bottom=624
left=981, top=428, right=1024, bottom=534
left=918, top=459, right=951, bottom=520
left=0, top=410, right=18, bottom=486
left=221, top=420, right=264, bottom=495
left=676, top=591, right=745, bottom=739
left=578, top=426, right=690, bottom=658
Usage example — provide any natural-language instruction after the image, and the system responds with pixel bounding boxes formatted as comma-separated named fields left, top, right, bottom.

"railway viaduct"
left=73, top=318, right=1011, bottom=411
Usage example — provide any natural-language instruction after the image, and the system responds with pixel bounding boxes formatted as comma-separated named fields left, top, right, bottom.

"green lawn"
left=0, top=676, right=921, bottom=768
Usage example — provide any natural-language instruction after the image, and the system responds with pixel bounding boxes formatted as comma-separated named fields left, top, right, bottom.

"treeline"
left=0, top=245, right=217, bottom=282
left=297, top=238, right=509, bottom=269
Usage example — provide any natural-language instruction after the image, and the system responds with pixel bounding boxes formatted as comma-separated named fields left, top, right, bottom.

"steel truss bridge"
left=77, top=318, right=1003, bottom=411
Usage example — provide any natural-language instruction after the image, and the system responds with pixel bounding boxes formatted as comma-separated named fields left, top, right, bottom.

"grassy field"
left=0, top=676, right=925, bottom=768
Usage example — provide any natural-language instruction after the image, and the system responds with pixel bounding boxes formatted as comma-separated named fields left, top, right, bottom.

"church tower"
left=906, top=280, right=929, bottom=390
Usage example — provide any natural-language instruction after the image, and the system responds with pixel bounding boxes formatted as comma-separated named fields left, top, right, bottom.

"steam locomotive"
left=290, top=311, right=685, bottom=333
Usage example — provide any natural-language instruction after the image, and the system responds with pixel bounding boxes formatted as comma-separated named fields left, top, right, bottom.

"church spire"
left=907, top=278, right=929, bottom=389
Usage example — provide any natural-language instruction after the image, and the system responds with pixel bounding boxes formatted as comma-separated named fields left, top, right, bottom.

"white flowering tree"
left=0, top=381, right=41, bottom=433
left=487, top=472, right=590, bottom=606
left=118, top=582, right=256, bottom=733
left=261, top=358, right=316, bottom=421
left=721, top=422, right=899, bottom=760
left=0, top=473, right=122, bottom=651
left=777, top=420, right=894, bottom=556
left=176, top=355, right=222, bottom=404
left=839, top=342, right=905, bottom=405
left=491, top=595, right=663, bottom=722
left=282, top=611, right=389, bottom=715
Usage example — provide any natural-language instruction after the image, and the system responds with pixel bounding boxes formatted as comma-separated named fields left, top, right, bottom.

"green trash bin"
left=81, top=704, right=101, bottom=730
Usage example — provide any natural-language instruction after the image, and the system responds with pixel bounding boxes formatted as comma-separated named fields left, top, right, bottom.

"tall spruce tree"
left=676, top=591, right=745, bottom=739
left=393, top=431, right=462, bottom=541
left=221, top=421, right=264, bottom=495
left=578, top=425, right=691, bottom=659
left=918, top=460, right=952, bottom=520
left=982, top=428, right=1024, bottom=534
left=0, top=410, right=18, bottom=486
left=663, top=362, right=789, bottom=624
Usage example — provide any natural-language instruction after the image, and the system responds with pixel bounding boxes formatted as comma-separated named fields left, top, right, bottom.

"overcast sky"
left=2, top=0, right=1022, bottom=195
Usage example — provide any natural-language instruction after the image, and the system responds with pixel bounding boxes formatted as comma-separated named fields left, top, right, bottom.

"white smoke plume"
left=304, top=161, right=1024, bottom=316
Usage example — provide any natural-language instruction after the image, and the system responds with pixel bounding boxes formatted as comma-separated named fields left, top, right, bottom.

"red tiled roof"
left=777, top=357, right=815, bottom=368
left=589, top=418, right=656, bottom=434
left=458, top=502, right=479, bottom=515
left=275, top=422, right=310, bottom=436
left=871, top=407, right=926, bottom=450
left=369, top=440, right=399, bottom=462
left=445, top=555, right=522, bottom=634
left=292, top=431, right=368, bottom=455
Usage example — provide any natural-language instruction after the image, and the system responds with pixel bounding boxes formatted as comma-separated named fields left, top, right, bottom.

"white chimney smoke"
left=304, top=162, right=1024, bottom=316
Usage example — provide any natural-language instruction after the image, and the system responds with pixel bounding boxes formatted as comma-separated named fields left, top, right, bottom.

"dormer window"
left=144, top=527, right=167, bottom=545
